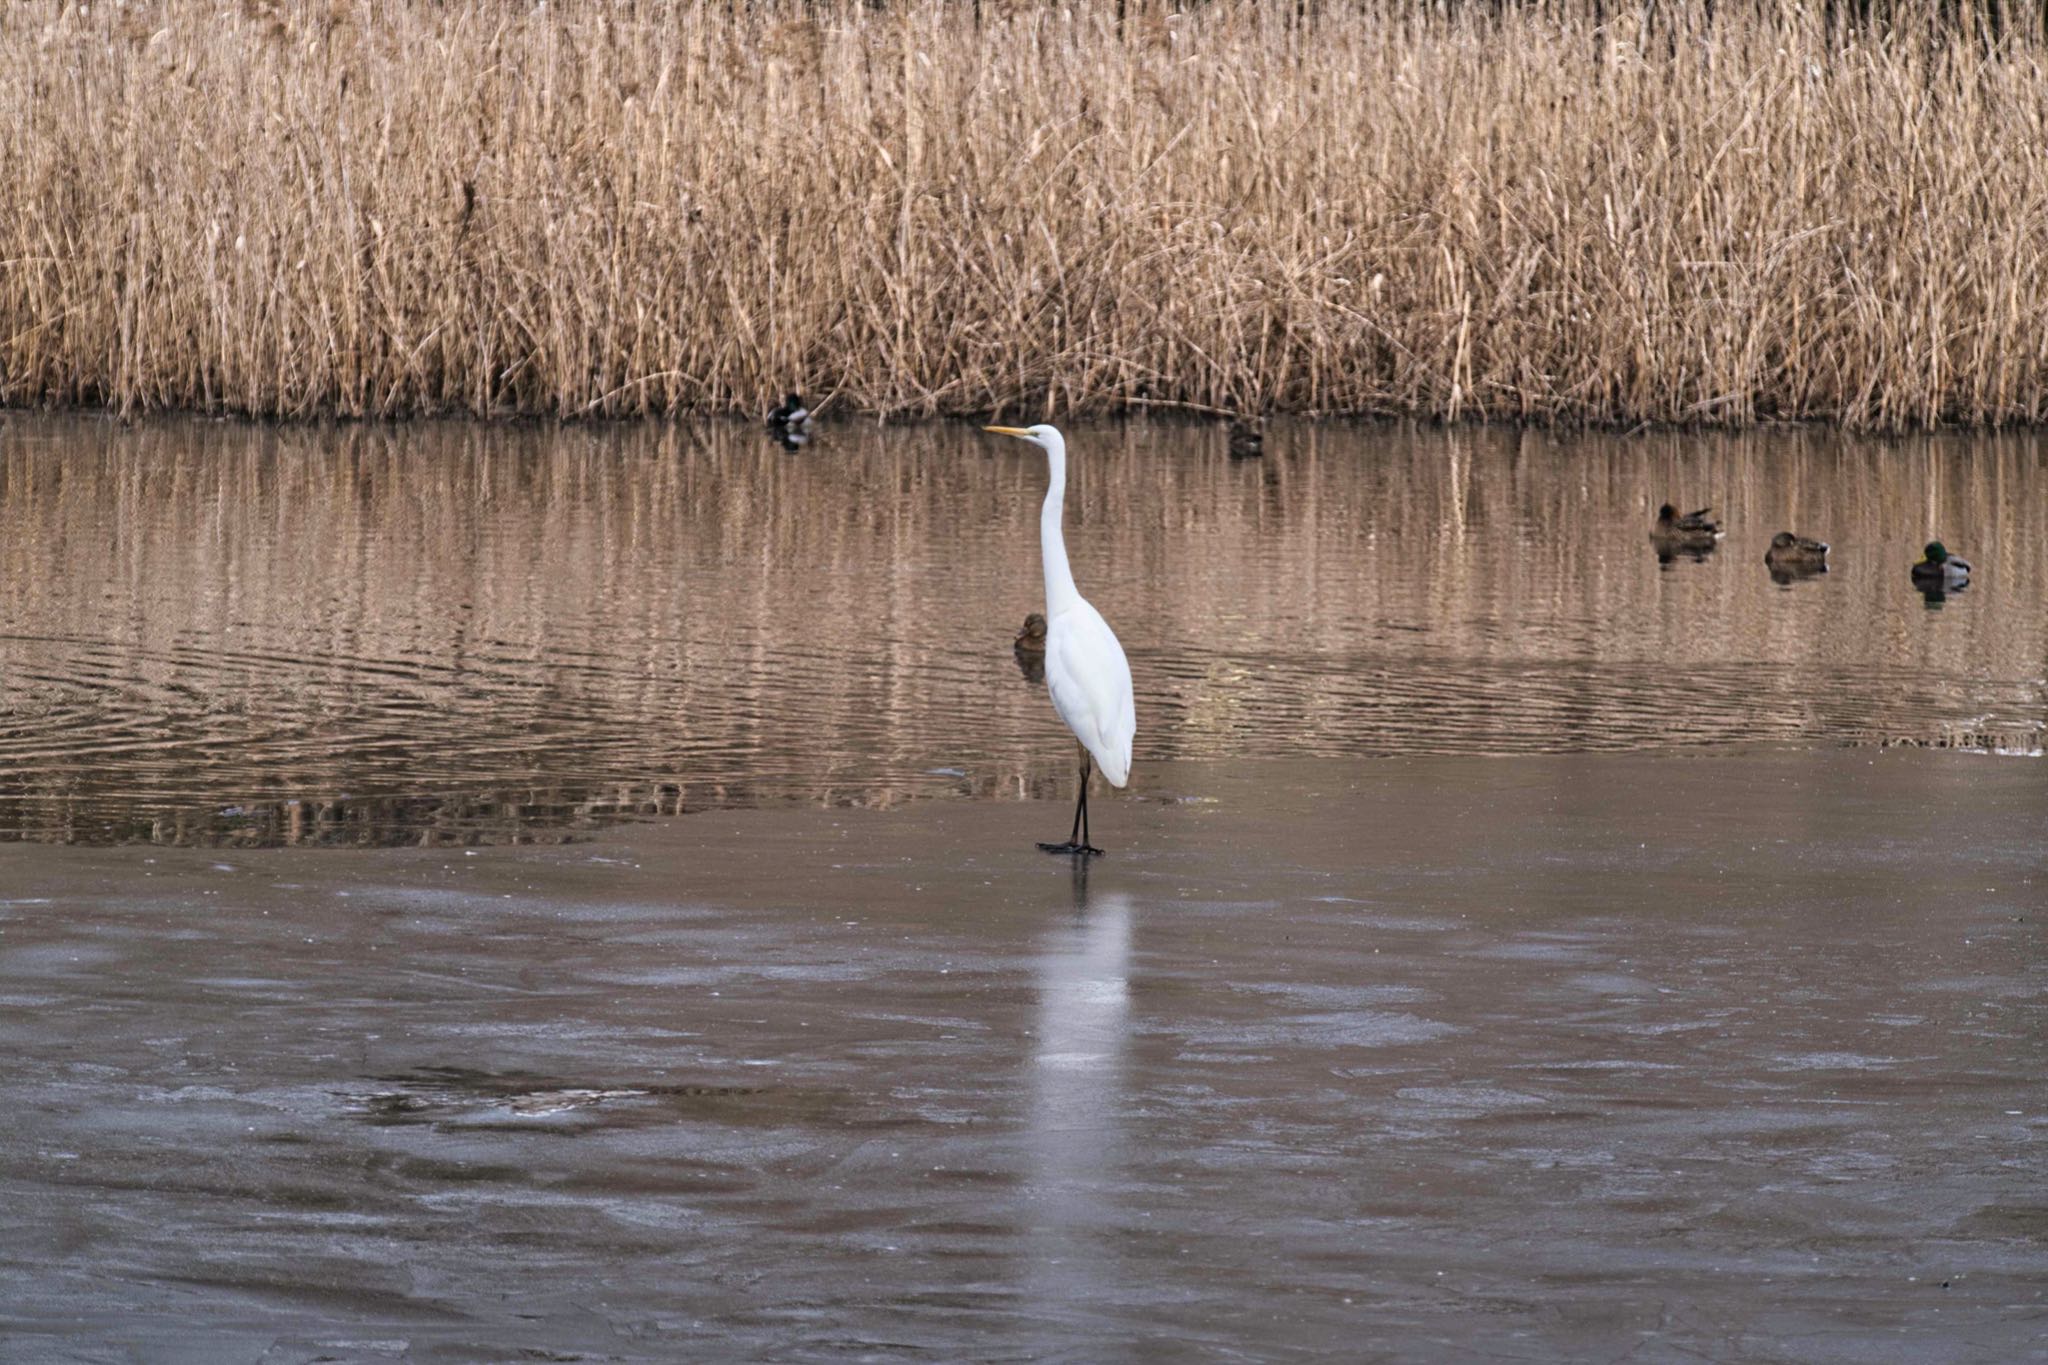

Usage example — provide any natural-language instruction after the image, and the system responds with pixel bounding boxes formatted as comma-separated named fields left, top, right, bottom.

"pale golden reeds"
left=2, top=0, right=2045, bottom=427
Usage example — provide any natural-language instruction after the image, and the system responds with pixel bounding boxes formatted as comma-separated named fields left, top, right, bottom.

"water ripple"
left=0, top=418, right=2042, bottom=843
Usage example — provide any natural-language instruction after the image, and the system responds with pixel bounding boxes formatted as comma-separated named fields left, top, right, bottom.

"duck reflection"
left=1025, top=867, right=1132, bottom=1323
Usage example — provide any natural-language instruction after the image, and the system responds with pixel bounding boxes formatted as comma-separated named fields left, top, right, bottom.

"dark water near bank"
left=1, top=415, right=2043, bottom=844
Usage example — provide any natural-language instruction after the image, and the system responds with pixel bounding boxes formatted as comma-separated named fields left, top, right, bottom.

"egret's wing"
left=1045, top=602, right=1135, bottom=786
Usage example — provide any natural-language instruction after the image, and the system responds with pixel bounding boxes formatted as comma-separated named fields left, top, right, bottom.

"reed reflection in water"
left=0, top=415, right=2041, bottom=844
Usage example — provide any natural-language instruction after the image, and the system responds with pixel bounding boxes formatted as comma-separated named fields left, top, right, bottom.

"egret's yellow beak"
left=983, top=425, right=1032, bottom=437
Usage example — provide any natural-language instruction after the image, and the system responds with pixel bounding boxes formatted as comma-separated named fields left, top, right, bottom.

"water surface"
left=1, top=416, right=2042, bottom=843
left=1, top=752, right=2041, bottom=1360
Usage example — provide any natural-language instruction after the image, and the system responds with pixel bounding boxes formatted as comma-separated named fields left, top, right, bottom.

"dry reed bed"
left=3, top=0, right=2046, bottom=426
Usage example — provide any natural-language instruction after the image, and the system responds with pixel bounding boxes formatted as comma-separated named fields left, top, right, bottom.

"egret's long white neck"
left=1038, top=429, right=1082, bottom=618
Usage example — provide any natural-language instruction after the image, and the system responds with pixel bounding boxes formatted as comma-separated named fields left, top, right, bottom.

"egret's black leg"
left=1077, top=750, right=1103, bottom=855
left=1038, top=749, right=1104, bottom=856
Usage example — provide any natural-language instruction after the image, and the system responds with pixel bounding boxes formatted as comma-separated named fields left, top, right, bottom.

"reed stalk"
left=3, top=0, right=2045, bottom=427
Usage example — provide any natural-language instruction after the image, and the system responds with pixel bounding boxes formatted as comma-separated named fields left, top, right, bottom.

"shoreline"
left=14, top=402, right=2048, bottom=438
left=3, top=741, right=2043, bottom=851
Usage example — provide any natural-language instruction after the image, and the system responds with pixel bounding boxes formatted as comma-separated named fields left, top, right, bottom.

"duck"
left=1764, top=531, right=1830, bottom=577
left=766, top=392, right=812, bottom=430
left=1652, top=504, right=1722, bottom=545
left=1649, top=504, right=1723, bottom=562
left=1228, top=416, right=1264, bottom=458
left=1910, top=541, right=1971, bottom=589
left=1012, top=612, right=1047, bottom=683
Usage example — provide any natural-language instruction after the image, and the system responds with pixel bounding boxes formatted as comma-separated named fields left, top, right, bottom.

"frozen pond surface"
left=2, top=752, right=2042, bottom=1361
left=1, top=415, right=2044, bottom=844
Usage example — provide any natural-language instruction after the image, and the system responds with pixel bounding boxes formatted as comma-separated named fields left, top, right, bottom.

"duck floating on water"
left=1013, top=611, right=1048, bottom=682
left=1910, top=541, right=1970, bottom=590
left=766, top=392, right=813, bottom=450
left=1765, top=531, right=1830, bottom=581
left=1654, top=504, right=1722, bottom=544
left=1650, top=503, right=1723, bottom=561
left=1228, top=417, right=1264, bottom=458
left=1014, top=612, right=1048, bottom=654
left=766, top=392, right=811, bottom=429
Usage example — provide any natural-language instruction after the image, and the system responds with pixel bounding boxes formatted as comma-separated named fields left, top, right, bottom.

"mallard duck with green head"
left=766, top=392, right=812, bottom=430
left=1765, top=531, right=1829, bottom=576
left=1910, top=541, right=1971, bottom=589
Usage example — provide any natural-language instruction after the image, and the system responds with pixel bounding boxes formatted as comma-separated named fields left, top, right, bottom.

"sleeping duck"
left=1765, top=531, right=1830, bottom=578
left=1910, top=541, right=1971, bottom=589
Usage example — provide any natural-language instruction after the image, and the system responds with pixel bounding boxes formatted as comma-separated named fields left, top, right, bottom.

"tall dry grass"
left=3, top=0, right=2046, bottom=427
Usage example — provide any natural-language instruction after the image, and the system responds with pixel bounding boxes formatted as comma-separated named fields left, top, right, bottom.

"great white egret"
left=984, top=424, right=1135, bottom=857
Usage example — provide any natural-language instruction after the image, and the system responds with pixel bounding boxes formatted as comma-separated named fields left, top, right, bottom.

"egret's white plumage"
left=984, top=423, right=1135, bottom=853
left=1046, top=605, right=1133, bottom=787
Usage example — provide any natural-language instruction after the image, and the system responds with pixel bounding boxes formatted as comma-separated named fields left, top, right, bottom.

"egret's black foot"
left=1036, top=841, right=1104, bottom=857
